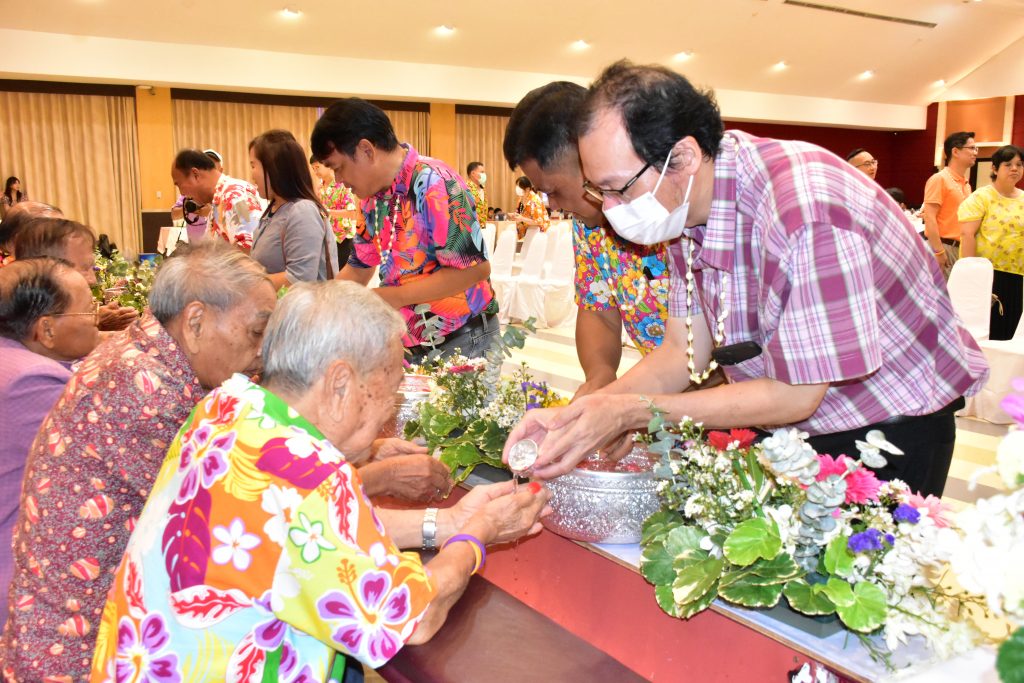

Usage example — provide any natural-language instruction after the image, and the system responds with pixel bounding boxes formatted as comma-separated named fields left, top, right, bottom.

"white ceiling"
left=3, top=0, right=1024, bottom=107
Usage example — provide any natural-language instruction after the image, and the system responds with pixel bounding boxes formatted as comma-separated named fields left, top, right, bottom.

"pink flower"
left=906, top=492, right=952, bottom=528
left=814, top=454, right=881, bottom=505
left=448, top=364, right=480, bottom=374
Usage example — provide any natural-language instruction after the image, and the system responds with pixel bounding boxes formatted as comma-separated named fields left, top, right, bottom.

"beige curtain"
left=456, top=112, right=517, bottom=216
left=172, top=99, right=429, bottom=185
left=0, top=91, right=141, bottom=254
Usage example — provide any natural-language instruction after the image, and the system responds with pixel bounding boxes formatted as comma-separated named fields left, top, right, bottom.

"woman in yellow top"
left=509, top=175, right=549, bottom=239
left=959, top=144, right=1024, bottom=339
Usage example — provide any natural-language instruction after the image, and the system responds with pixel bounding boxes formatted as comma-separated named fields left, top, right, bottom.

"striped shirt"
left=668, top=130, right=988, bottom=436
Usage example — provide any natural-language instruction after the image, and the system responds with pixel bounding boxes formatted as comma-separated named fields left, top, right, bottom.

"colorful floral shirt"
left=321, top=182, right=361, bottom=243
left=957, top=185, right=1024, bottom=276
left=351, top=144, right=496, bottom=347
left=90, top=375, right=435, bottom=681
left=467, top=180, right=487, bottom=228
left=573, top=220, right=670, bottom=353
left=0, top=313, right=201, bottom=683
left=209, top=173, right=263, bottom=250
left=516, top=190, right=549, bottom=238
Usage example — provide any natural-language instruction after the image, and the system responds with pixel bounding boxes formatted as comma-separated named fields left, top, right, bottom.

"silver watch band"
left=422, top=507, right=439, bottom=550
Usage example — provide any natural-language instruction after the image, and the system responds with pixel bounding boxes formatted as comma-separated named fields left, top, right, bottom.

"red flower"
left=448, top=364, right=478, bottom=374
left=706, top=429, right=758, bottom=451
left=814, top=454, right=881, bottom=505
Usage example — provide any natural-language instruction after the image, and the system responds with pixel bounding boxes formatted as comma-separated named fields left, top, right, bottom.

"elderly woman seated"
left=91, top=280, right=550, bottom=680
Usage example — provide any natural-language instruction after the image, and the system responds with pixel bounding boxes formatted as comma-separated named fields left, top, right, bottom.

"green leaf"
left=783, top=580, right=837, bottom=616
left=834, top=582, right=887, bottom=633
left=664, top=525, right=707, bottom=558
left=745, top=449, right=765, bottom=493
left=723, top=518, right=782, bottom=567
left=824, top=536, right=855, bottom=578
left=749, top=553, right=802, bottom=582
left=675, top=579, right=719, bottom=619
left=402, top=419, right=422, bottom=439
left=997, top=627, right=1024, bottom=683
left=426, top=411, right=462, bottom=437
left=640, top=541, right=675, bottom=586
left=641, top=510, right=681, bottom=545
left=671, top=556, right=723, bottom=605
left=439, top=443, right=481, bottom=470
left=718, top=576, right=784, bottom=608
left=822, top=578, right=855, bottom=607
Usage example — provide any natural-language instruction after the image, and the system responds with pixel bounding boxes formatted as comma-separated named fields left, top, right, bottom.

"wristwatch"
left=422, top=507, right=439, bottom=550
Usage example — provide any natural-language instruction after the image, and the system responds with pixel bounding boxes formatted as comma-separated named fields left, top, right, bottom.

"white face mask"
left=478, top=172, right=487, bottom=186
left=515, top=186, right=525, bottom=197
left=604, top=149, right=693, bottom=246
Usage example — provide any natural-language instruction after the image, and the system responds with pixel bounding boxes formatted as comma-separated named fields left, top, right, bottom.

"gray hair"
left=148, top=241, right=271, bottom=324
left=261, top=280, right=406, bottom=392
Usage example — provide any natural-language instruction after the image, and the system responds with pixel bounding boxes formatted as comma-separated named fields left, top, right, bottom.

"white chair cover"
left=481, top=223, right=497, bottom=257
left=509, top=230, right=578, bottom=327
left=961, top=337, right=1024, bottom=424
left=489, top=228, right=519, bottom=324
left=947, top=257, right=993, bottom=342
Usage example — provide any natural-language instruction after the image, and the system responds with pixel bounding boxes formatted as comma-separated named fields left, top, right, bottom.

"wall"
left=134, top=86, right=175, bottom=211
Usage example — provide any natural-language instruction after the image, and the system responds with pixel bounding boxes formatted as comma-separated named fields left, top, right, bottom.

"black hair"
left=504, top=81, right=587, bottom=171
left=309, top=152, right=318, bottom=165
left=310, top=98, right=399, bottom=160
left=516, top=176, right=534, bottom=191
left=13, top=217, right=96, bottom=260
left=579, top=60, right=723, bottom=167
left=4, top=176, right=22, bottom=203
left=885, top=187, right=907, bottom=206
left=0, top=257, right=73, bottom=341
left=943, top=131, right=975, bottom=162
left=845, top=148, right=867, bottom=161
left=466, top=161, right=484, bottom=175
left=0, top=203, right=61, bottom=252
left=990, top=145, right=1023, bottom=181
left=249, top=129, right=327, bottom=217
left=174, top=149, right=217, bottom=173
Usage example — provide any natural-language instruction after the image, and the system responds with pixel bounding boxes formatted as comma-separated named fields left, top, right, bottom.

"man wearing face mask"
left=504, top=60, right=988, bottom=498
left=466, top=161, right=488, bottom=227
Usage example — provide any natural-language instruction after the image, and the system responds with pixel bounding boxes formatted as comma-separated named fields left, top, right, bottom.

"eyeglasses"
left=958, top=145, right=979, bottom=153
left=855, top=159, right=879, bottom=168
left=582, top=162, right=652, bottom=202
left=52, top=300, right=100, bottom=326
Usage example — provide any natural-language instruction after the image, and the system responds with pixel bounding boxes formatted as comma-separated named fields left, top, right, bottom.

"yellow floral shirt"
left=467, top=180, right=487, bottom=226
left=958, top=185, right=1024, bottom=275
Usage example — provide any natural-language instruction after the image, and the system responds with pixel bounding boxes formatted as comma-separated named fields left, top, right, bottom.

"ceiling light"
left=673, top=51, right=694, bottom=62
left=771, top=60, right=788, bottom=71
left=934, top=79, right=946, bottom=87
left=571, top=39, right=590, bottom=51
left=858, top=69, right=875, bottom=80
left=279, top=7, right=301, bottom=18
left=434, top=24, right=456, bottom=36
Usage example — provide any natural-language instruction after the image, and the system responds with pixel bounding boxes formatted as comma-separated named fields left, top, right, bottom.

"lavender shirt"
left=0, top=336, right=71, bottom=628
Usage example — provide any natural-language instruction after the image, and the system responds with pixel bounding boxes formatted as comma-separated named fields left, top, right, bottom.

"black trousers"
left=804, top=398, right=963, bottom=498
left=990, top=269, right=1023, bottom=341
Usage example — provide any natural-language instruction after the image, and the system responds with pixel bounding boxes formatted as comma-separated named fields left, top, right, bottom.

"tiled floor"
left=502, top=323, right=1009, bottom=511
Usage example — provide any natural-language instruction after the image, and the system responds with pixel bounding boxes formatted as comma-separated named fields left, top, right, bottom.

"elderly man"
left=845, top=148, right=878, bottom=180
left=14, top=217, right=138, bottom=331
left=504, top=81, right=671, bottom=399
left=311, top=98, right=498, bottom=362
left=0, top=258, right=100, bottom=630
left=505, top=60, right=987, bottom=499
left=91, top=280, right=550, bottom=680
left=0, top=201, right=63, bottom=264
left=171, top=148, right=263, bottom=249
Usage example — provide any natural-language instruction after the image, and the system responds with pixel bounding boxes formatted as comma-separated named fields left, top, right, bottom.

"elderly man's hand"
left=98, top=303, right=138, bottom=332
left=474, top=480, right=551, bottom=544
left=359, top=454, right=453, bottom=502
left=370, top=437, right=429, bottom=460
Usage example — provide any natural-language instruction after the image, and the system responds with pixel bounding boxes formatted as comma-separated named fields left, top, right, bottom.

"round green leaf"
left=822, top=578, right=855, bottom=607
left=664, top=525, right=707, bottom=558
left=835, top=581, right=887, bottom=633
left=640, top=541, right=675, bottom=586
left=672, top=556, right=723, bottom=605
left=824, top=536, right=855, bottom=578
left=676, top=579, right=719, bottom=619
left=641, top=510, right=681, bottom=545
left=783, top=580, right=837, bottom=616
left=719, top=576, right=784, bottom=608
left=654, top=584, right=682, bottom=618
left=750, top=553, right=801, bottom=582
left=997, top=627, right=1024, bottom=683
left=723, top=518, right=782, bottom=567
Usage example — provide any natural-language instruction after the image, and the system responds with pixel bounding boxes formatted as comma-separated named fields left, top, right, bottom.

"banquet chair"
left=481, top=223, right=497, bottom=257
left=514, top=227, right=541, bottom=273
left=489, top=228, right=519, bottom=324
left=509, top=230, right=575, bottom=328
left=946, top=257, right=993, bottom=342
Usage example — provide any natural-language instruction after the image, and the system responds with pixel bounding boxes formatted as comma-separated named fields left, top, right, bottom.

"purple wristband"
left=443, top=533, right=487, bottom=570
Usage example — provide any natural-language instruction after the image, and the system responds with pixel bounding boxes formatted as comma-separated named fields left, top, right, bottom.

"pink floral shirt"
left=209, top=174, right=263, bottom=250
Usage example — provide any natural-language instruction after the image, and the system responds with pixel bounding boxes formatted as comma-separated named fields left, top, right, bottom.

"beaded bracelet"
left=443, top=533, right=487, bottom=574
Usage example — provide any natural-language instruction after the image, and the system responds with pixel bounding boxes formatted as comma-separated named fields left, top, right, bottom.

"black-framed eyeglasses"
left=855, top=159, right=879, bottom=168
left=582, top=162, right=652, bottom=202
left=51, top=300, right=101, bottom=326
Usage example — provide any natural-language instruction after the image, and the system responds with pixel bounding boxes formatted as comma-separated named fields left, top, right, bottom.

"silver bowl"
left=541, top=456, right=661, bottom=544
left=382, top=374, right=433, bottom=438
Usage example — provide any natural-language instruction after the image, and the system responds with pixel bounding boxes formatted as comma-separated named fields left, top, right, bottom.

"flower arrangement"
left=93, top=248, right=159, bottom=313
left=640, top=413, right=988, bottom=669
left=403, top=322, right=567, bottom=482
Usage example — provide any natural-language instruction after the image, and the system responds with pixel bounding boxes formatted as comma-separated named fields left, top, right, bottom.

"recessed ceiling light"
left=673, top=51, right=694, bottom=62
left=934, top=79, right=946, bottom=87
left=279, top=7, right=301, bottom=18
left=571, top=39, right=590, bottom=51
left=771, top=60, right=788, bottom=71
left=434, top=24, right=456, bottom=36
left=858, top=69, right=875, bottom=80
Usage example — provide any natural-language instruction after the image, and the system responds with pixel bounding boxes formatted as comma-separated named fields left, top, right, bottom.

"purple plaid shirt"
left=668, top=130, right=988, bottom=435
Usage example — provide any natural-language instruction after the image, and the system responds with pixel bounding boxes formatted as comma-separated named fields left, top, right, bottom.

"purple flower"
left=317, top=571, right=413, bottom=667
left=885, top=533, right=895, bottom=546
left=1001, top=391, right=1024, bottom=425
left=115, top=613, right=180, bottom=682
left=892, top=503, right=921, bottom=524
left=847, top=528, right=892, bottom=553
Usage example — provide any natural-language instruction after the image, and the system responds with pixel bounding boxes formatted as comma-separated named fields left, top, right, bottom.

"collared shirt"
left=572, top=219, right=670, bottom=353
left=91, top=375, right=434, bottom=680
left=517, top=190, right=549, bottom=234
left=667, top=130, right=988, bottom=436
left=320, top=182, right=361, bottom=243
left=923, top=167, right=971, bottom=240
left=209, top=173, right=263, bottom=250
left=350, top=144, right=496, bottom=347
left=0, top=337, right=72, bottom=630
left=957, top=185, right=1024, bottom=276
left=0, top=313, right=201, bottom=682
left=467, top=179, right=487, bottom=228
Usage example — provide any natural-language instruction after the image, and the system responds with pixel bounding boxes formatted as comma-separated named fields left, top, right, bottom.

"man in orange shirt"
left=923, top=131, right=977, bottom=277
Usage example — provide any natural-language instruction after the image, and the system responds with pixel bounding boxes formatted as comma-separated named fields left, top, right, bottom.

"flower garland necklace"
left=684, top=235, right=729, bottom=384
left=372, top=190, right=403, bottom=271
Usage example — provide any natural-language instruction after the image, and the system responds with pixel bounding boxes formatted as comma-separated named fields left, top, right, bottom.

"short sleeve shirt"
left=517, top=190, right=549, bottom=232
left=90, top=375, right=434, bottom=680
left=923, top=167, right=971, bottom=240
left=209, top=174, right=263, bottom=249
left=321, top=182, right=361, bottom=242
left=667, top=130, right=988, bottom=436
left=350, top=144, right=496, bottom=347
left=572, top=220, right=670, bottom=353
left=957, top=185, right=1024, bottom=275
left=467, top=180, right=487, bottom=227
